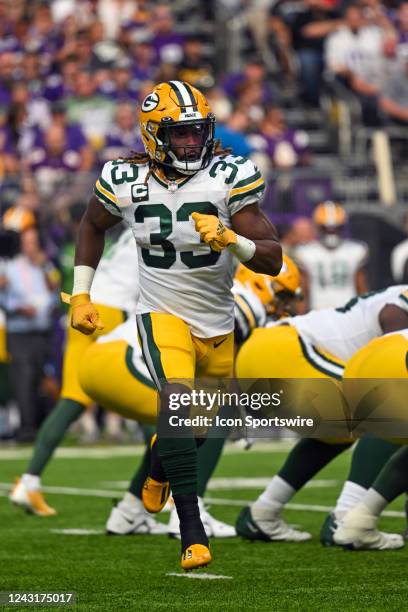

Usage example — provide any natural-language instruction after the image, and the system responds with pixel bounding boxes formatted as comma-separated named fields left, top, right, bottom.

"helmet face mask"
left=140, top=81, right=216, bottom=175
left=157, top=117, right=215, bottom=174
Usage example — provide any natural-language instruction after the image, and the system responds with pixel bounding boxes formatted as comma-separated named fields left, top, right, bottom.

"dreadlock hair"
left=121, top=139, right=233, bottom=184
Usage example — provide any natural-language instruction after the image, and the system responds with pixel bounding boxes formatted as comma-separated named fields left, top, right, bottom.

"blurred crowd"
left=0, top=0, right=407, bottom=441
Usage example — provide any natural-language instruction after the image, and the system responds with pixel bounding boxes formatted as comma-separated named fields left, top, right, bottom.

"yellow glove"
left=61, top=292, right=104, bottom=335
left=191, top=212, right=237, bottom=252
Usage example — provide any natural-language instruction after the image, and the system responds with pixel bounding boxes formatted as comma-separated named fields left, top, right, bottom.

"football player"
left=295, top=201, right=369, bottom=309
left=65, top=81, right=282, bottom=569
left=324, top=329, right=408, bottom=550
left=10, top=229, right=140, bottom=517
left=235, top=286, right=408, bottom=542
left=76, top=256, right=302, bottom=538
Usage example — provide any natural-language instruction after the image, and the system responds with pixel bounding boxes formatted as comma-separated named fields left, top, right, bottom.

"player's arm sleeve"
left=94, top=162, right=123, bottom=219
left=227, top=158, right=266, bottom=215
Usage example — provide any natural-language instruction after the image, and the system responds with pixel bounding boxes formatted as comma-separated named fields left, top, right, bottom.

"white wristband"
left=72, top=265, right=95, bottom=296
left=228, top=234, right=256, bottom=262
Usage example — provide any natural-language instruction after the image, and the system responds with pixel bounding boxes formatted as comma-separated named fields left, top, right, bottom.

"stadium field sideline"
left=1, top=445, right=407, bottom=611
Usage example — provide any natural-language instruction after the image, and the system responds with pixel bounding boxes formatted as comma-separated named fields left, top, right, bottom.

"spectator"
left=177, top=38, right=215, bottom=90
left=64, top=69, right=115, bottom=147
left=150, top=4, right=185, bottom=65
left=99, top=102, right=143, bottom=163
left=258, top=107, right=311, bottom=170
left=1, top=227, right=60, bottom=442
left=129, top=41, right=157, bottom=87
left=223, top=58, right=275, bottom=107
left=325, top=3, right=396, bottom=124
left=215, top=110, right=254, bottom=158
left=379, top=59, right=408, bottom=124
left=98, top=58, right=139, bottom=102
left=291, top=0, right=342, bottom=106
left=26, top=124, right=87, bottom=198
left=0, top=104, right=18, bottom=177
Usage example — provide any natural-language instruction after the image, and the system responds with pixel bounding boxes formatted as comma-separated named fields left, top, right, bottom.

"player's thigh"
left=343, top=335, right=408, bottom=439
left=195, top=331, right=234, bottom=379
left=61, top=304, right=126, bottom=405
left=136, top=312, right=195, bottom=388
left=79, top=340, right=157, bottom=423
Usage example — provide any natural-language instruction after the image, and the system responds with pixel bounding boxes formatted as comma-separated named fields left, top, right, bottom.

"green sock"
left=279, top=438, right=352, bottom=490
left=157, top=435, right=197, bottom=496
left=348, top=436, right=401, bottom=489
left=128, top=425, right=155, bottom=499
left=0, top=362, right=12, bottom=404
left=27, top=398, right=85, bottom=475
left=197, top=436, right=226, bottom=497
left=372, top=446, right=408, bottom=503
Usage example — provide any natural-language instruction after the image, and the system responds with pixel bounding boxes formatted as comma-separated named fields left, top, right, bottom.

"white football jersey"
left=285, top=286, right=408, bottom=361
left=295, top=239, right=368, bottom=309
left=90, top=228, right=139, bottom=313
left=94, top=155, right=265, bottom=337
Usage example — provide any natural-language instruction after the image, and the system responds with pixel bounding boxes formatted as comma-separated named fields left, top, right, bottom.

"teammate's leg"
left=320, top=436, right=400, bottom=545
left=10, top=305, right=124, bottom=516
left=334, top=446, right=408, bottom=550
left=235, top=325, right=347, bottom=541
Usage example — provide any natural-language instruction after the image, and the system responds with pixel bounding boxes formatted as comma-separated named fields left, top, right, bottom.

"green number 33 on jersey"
left=134, top=202, right=220, bottom=269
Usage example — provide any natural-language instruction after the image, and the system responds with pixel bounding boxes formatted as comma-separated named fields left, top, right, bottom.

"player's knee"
left=160, top=382, right=191, bottom=416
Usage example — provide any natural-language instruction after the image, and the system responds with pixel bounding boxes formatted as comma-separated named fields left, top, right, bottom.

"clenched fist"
left=191, top=212, right=237, bottom=252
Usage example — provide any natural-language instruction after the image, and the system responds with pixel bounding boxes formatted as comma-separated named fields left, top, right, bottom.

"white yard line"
left=0, top=441, right=296, bottom=461
left=0, top=483, right=404, bottom=518
left=166, top=573, right=232, bottom=580
left=100, top=478, right=339, bottom=490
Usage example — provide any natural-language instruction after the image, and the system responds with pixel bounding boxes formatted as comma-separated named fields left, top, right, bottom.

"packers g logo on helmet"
left=140, top=81, right=215, bottom=175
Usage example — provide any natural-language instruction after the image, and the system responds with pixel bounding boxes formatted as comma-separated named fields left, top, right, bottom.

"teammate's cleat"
left=181, top=544, right=212, bottom=571
left=236, top=505, right=312, bottom=542
left=9, top=478, right=57, bottom=517
left=333, top=503, right=404, bottom=550
left=142, top=477, right=170, bottom=514
left=106, top=497, right=168, bottom=535
left=142, top=434, right=170, bottom=513
left=320, top=513, right=339, bottom=547
left=168, top=497, right=236, bottom=539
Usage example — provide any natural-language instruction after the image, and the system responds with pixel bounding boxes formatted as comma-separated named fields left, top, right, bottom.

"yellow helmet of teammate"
left=313, top=200, right=347, bottom=228
left=313, top=201, right=347, bottom=248
left=235, top=254, right=302, bottom=316
left=139, top=81, right=215, bottom=175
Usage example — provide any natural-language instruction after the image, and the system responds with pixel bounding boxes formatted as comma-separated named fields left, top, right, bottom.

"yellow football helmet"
left=313, top=201, right=347, bottom=248
left=139, top=81, right=215, bottom=175
left=313, top=201, right=347, bottom=229
left=235, top=254, right=302, bottom=316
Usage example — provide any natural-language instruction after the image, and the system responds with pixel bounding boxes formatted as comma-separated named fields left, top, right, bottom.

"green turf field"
left=0, top=443, right=406, bottom=611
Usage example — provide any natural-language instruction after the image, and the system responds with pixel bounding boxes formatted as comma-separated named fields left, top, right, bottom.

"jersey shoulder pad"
left=95, top=159, right=149, bottom=216
left=208, top=155, right=265, bottom=212
left=227, top=156, right=265, bottom=213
